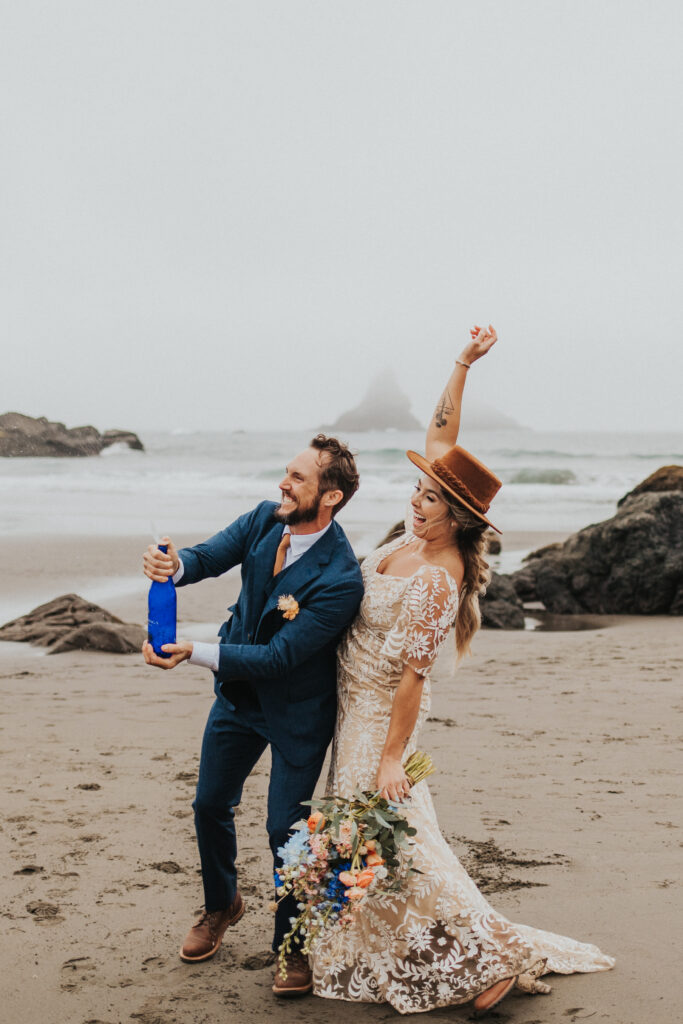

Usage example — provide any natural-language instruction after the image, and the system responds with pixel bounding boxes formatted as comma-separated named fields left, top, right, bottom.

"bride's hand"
left=376, top=756, right=411, bottom=804
left=460, top=324, right=498, bottom=366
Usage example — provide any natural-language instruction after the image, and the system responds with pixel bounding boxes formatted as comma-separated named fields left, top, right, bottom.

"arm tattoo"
left=434, top=388, right=454, bottom=429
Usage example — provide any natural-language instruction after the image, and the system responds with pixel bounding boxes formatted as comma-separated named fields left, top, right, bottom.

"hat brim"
left=406, top=450, right=502, bottom=534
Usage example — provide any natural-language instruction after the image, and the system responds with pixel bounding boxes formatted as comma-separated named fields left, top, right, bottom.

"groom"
left=142, top=434, right=363, bottom=996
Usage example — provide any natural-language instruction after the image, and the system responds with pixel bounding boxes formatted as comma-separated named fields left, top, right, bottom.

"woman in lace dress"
left=310, top=326, right=615, bottom=1015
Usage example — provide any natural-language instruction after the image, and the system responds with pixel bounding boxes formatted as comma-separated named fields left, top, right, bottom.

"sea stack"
left=327, top=370, right=422, bottom=432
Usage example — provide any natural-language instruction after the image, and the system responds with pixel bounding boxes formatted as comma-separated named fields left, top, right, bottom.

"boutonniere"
left=277, top=594, right=300, bottom=621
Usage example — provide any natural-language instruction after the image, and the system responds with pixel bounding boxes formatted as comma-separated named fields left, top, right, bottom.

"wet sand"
left=1, top=534, right=681, bottom=1023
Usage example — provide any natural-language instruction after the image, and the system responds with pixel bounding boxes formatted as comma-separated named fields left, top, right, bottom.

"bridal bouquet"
left=274, top=751, right=434, bottom=973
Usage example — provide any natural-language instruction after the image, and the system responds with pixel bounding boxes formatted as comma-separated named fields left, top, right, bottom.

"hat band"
left=431, top=458, right=490, bottom=514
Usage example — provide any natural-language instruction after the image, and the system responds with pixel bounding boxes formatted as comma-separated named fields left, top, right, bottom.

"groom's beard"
left=273, top=492, right=322, bottom=526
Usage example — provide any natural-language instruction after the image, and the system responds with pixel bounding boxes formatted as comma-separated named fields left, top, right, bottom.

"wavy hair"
left=440, top=490, right=491, bottom=658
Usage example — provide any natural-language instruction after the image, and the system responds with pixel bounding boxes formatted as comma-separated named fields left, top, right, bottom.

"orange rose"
left=355, top=869, right=375, bottom=888
left=365, top=852, right=384, bottom=866
left=338, top=871, right=357, bottom=887
left=364, top=839, right=377, bottom=851
left=307, top=811, right=325, bottom=833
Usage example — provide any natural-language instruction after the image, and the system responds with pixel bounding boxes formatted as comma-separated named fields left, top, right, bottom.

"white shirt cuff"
left=172, top=557, right=185, bottom=584
left=189, top=641, right=220, bottom=673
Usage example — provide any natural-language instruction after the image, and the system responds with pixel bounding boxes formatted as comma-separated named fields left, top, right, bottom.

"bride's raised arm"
left=424, top=325, right=498, bottom=461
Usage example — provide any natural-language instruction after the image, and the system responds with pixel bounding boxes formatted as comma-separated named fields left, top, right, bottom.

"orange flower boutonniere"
left=277, top=595, right=300, bottom=621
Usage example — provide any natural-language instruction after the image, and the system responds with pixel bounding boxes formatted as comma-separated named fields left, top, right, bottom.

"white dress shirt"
left=175, top=521, right=332, bottom=672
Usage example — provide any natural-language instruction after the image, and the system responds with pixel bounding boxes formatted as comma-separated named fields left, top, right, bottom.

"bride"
left=310, top=326, right=615, bottom=1015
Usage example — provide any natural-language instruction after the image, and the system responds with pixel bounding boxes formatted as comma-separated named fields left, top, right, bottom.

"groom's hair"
left=310, top=434, right=359, bottom=516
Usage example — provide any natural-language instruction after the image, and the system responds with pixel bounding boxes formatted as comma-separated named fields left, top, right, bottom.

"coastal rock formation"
left=327, top=371, right=422, bottom=432
left=49, top=621, right=147, bottom=654
left=101, top=429, right=144, bottom=451
left=0, top=412, right=144, bottom=457
left=0, top=594, right=147, bottom=653
left=617, top=464, right=683, bottom=507
left=511, top=488, right=683, bottom=615
left=485, top=530, right=502, bottom=555
left=326, top=374, right=523, bottom=433
left=459, top=400, right=523, bottom=431
left=480, top=572, right=525, bottom=629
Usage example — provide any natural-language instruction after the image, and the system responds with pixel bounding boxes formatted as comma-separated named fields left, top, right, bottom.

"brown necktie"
left=272, top=532, right=291, bottom=576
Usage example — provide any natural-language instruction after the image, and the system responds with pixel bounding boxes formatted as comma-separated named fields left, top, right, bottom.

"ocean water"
left=1, top=428, right=681, bottom=559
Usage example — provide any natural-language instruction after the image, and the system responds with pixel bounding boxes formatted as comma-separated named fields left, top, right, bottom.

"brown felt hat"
left=406, top=445, right=503, bottom=534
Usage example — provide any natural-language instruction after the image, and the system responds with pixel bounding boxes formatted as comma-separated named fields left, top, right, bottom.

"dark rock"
left=510, top=490, right=683, bottom=615
left=49, top=622, right=146, bottom=654
left=480, top=572, right=525, bottom=629
left=0, top=412, right=143, bottom=457
left=522, top=541, right=563, bottom=562
left=485, top=530, right=501, bottom=555
left=101, top=429, right=144, bottom=451
left=0, top=593, right=146, bottom=652
left=617, top=464, right=683, bottom=506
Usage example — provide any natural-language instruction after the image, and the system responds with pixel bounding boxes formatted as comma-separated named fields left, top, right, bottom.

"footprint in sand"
left=130, top=1011, right=175, bottom=1024
left=14, top=864, right=44, bottom=875
left=76, top=783, right=102, bottom=790
left=150, top=861, right=184, bottom=874
left=26, top=900, right=63, bottom=924
left=141, top=955, right=166, bottom=970
left=60, top=956, right=95, bottom=991
left=241, top=950, right=276, bottom=970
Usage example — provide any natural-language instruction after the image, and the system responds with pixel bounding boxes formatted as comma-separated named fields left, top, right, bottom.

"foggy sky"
left=2, top=1, right=682, bottom=434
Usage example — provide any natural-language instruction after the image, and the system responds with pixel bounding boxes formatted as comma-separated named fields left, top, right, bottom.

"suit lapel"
left=248, top=523, right=284, bottom=613
left=256, top=522, right=337, bottom=632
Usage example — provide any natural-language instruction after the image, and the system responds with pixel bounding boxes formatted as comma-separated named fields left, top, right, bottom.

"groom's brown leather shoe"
left=272, top=950, right=313, bottom=997
left=179, top=891, right=245, bottom=962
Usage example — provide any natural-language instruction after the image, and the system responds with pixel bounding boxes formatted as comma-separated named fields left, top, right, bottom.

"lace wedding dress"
left=310, top=532, right=615, bottom=1014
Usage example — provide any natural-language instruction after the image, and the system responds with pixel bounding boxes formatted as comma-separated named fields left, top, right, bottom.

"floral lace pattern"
left=311, top=533, right=615, bottom=1014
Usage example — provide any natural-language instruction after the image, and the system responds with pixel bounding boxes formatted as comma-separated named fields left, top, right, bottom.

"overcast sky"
left=2, top=1, right=681, bottom=434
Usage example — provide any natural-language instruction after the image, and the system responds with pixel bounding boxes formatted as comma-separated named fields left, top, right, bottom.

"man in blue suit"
left=142, top=435, right=363, bottom=995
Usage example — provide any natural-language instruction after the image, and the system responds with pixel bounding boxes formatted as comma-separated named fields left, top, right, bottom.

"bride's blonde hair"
left=441, top=492, right=491, bottom=659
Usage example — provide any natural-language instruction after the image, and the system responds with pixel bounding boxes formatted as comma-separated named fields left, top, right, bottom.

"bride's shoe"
left=472, top=975, right=517, bottom=1016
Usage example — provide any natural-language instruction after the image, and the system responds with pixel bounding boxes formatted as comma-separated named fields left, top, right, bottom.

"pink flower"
left=346, top=886, right=365, bottom=900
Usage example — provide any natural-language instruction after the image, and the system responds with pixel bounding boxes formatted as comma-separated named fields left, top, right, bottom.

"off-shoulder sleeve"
left=380, top=566, right=459, bottom=676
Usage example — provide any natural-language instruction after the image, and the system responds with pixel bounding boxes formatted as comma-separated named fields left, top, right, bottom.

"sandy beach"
left=1, top=532, right=681, bottom=1024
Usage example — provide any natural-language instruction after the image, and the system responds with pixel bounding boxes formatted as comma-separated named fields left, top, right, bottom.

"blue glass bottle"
left=147, top=544, right=177, bottom=657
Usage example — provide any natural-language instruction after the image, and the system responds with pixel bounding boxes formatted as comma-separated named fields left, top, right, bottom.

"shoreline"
left=0, top=530, right=570, bottom=631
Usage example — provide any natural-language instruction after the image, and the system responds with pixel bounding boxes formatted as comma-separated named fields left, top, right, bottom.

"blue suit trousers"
left=193, top=692, right=326, bottom=950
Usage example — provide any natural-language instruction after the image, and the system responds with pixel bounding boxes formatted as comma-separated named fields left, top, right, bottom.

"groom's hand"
left=143, top=536, right=180, bottom=582
left=142, top=640, right=193, bottom=669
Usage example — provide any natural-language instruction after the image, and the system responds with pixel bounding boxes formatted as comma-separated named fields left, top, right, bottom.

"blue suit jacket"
left=176, top=501, right=364, bottom=766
